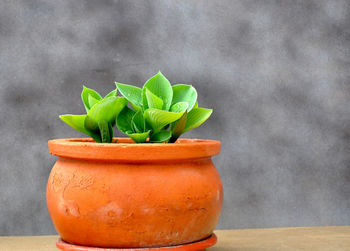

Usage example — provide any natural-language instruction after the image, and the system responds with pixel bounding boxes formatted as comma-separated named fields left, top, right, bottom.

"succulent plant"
left=60, top=72, right=212, bottom=143
left=60, top=87, right=127, bottom=143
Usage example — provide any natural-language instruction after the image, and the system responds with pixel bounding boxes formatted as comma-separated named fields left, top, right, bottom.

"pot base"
left=56, top=234, right=217, bottom=251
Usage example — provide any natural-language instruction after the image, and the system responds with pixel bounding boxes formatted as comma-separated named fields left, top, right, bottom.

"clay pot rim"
left=48, top=138, right=221, bottom=161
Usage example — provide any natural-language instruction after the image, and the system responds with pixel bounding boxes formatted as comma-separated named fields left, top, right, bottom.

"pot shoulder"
left=47, top=157, right=223, bottom=248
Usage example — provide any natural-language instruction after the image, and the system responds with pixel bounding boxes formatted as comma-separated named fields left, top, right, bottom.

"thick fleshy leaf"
left=145, top=88, right=163, bottom=109
left=104, top=89, right=118, bottom=98
left=183, top=108, right=213, bottom=133
left=169, top=111, right=187, bottom=143
left=84, top=116, right=99, bottom=132
left=170, top=102, right=188, bottom=113
left=88, top=94, right=100, bottom=108
left=142, top=72, right=173, bottom=110
left=150, top=130, right=172, bottom=143
left=89, top=133, right=102, bottom=143
left=144, top=108, right=185, bottom=132
left=59, top=114, right=101, bottom=142
left=115, top=82, right=142, bottom=107
left=132, top=110, right=145, bottom=133
left=127, top=130, right=150, bottom=143
left=85, top=97, right=128, bottom=131
left=116, top=106, right=135, bottom=133
left=193, top=101, right=198, bottom=109
left=98, top=120, right=112, bottom=143
left=172, top=84, right=197, bottom=111
left=131, top=121, right=140, bottom=133
left=59, top=114, right=90, bottom=135
left=108, top=121, right=113, bottom=140
left=81, top=86, right=102, bottom=113
left=130, top=101, right=142, bottom=112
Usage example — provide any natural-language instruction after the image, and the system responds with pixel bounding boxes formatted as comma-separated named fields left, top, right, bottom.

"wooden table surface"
left=0, top=226, right=349, bottom=251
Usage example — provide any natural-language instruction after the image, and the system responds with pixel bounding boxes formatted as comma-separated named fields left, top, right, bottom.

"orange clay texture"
left=47, top=138, right=223, bottom=248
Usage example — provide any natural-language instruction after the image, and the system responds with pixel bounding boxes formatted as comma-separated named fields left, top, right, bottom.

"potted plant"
left=47, top=72, right=223, bottom=251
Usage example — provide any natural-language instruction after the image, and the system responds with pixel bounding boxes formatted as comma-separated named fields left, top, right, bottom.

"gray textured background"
left=1, top=0, right=350, bottom=235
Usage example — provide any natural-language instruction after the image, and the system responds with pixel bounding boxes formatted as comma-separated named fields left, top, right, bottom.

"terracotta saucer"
left=56, top=234, right=217, bottom=251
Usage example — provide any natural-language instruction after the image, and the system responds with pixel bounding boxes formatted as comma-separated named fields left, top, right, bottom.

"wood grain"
left=0, top=226, right=349, bottom=251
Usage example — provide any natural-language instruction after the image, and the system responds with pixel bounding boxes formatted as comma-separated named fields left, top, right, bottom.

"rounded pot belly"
left=46, top=157, right=223, bottom=248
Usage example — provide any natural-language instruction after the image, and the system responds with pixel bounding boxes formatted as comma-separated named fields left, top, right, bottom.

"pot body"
left=47, top=138, right=222, bottom=248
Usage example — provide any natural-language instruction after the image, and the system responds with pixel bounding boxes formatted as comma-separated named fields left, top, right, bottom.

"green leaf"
left=170, top=102, right=189, bottom=113
left=193, top=101, right=198, bottom=109
left=115, top=82, right=142, bottom=107
left=116, top=106, right=135, bottom=133
left=132, top=110, right=145, bottom=133
left=84, top=116, right=99, bottom=132
left=145, top=88, right=163, bottom=109
left=130, top=101, right=142, bottom=112
left=98, top=120, right=112, bottom=143
left=127, top=130, right=150, bottom=143
left=142, top=72, right=173, bottom=110
left=84, top=97, right=128, bottom=131
left=131, top=121, right=140, bottom=133
left=172, top=84, right=197, bottom=111
left=108, top=121, right=113, bottom=141
left=183, top=108, right=213, bottom=133
left=81, top=86, right=102, bottom=113
left=150, top=130, right=172, bottom=143
left=104, top=89, right=118, bottom=98
left=89, top=133, right=102, bottom=143
left=59, top=114, right=90, bottom=135
left=59, top=114, right=101, bottom=142
left=144, top=108, right=185, bottom=132
left=169, top=111, right=187, bottom=143
left=88, top=94, right=100, bottom=108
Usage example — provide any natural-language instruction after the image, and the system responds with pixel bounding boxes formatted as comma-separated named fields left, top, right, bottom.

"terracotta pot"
left=47, top=138, right=223, bottom=248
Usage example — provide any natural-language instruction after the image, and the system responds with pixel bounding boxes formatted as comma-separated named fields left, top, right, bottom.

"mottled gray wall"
left=0, top=0, right=349, bottom=235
